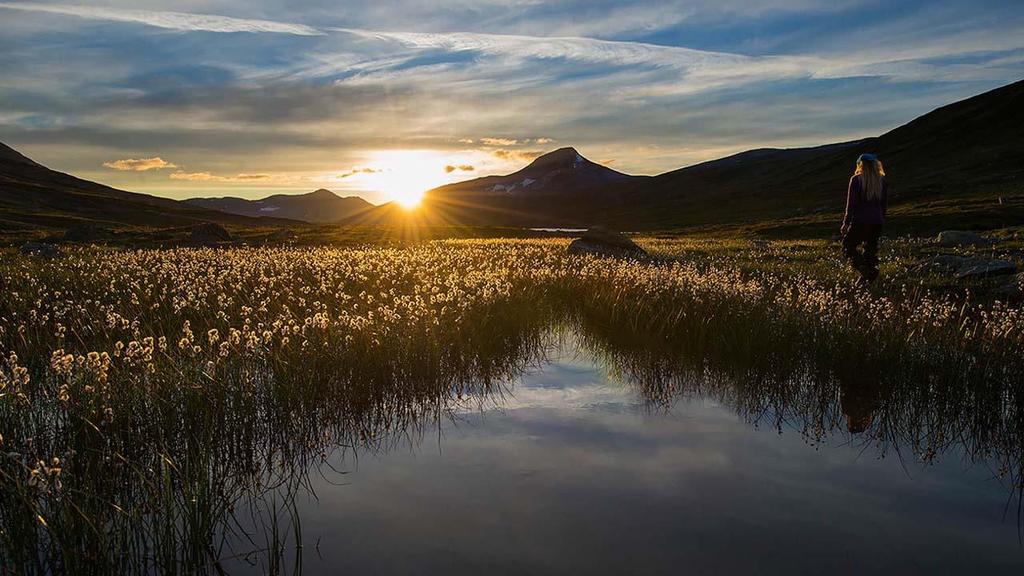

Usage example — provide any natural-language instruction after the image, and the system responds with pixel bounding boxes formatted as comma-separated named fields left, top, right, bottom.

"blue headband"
left=858, top=153, right=877, bottom=163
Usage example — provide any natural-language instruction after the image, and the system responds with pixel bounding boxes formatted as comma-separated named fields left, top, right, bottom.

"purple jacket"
left=842, top=175, right=888, bottom=226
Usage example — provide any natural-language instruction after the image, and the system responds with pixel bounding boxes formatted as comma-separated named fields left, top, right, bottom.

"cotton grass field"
left=2, top=237, right=1024, bottom=573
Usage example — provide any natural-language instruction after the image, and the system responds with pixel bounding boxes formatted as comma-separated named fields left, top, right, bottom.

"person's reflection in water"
left=838, top=371, right=883, bottom=434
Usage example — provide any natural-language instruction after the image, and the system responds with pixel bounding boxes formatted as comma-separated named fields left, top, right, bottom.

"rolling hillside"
left=606, top=78, right=1024, bottom=233
left=0, top=142, right=292, bottom=230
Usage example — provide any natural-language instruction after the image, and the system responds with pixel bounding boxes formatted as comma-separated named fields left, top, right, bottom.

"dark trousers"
left=842, top=223, right=881, bottom=274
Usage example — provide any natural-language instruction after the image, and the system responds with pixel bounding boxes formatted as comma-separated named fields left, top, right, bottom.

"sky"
left=1, top=1, right=1023, bottom=205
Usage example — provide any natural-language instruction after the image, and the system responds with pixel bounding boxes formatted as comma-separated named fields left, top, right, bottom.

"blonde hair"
left=854, top=159, right=886, bottom=202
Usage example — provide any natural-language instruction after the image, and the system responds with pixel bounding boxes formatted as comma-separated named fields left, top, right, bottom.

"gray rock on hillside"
left=919, top=254, right=971, bottom=273
left=266, top=229, right=298, bottom=243
left=19, top=241, right=61, bottom=258
left=935, top=230, right=992, bottom=247
left=956, top=259, right=1017, bottom=280
left=567, top=227, right=646, bottom=258
left=918, top=254, right=1017, bottom=280
left=190, top=222, right=232, bottom=243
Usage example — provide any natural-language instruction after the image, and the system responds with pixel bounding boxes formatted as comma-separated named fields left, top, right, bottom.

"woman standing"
left=842, top=153, right=888, bottom=284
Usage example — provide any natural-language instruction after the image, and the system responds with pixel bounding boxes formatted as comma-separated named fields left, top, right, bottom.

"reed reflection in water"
left=4, top=301, right=1024, bottom=574
left=286, top=328, right=1024, bottom=574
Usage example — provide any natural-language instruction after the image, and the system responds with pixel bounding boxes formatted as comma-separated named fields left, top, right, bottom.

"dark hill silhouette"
left=186, top=188, right=373, bottom=223
left=606, top=78, right=1024, bottom=231
left=0, top=142, right=293, bottom=230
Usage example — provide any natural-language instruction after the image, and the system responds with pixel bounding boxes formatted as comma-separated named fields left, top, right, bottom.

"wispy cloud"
left=170, top=171, right=272, bottom=182
left=445, top=164, right=475, bottom=173
left=332, top=27, right=762, bottom=69
left=479, top=137, right=555, bottom=148
left=339, top=167, right=381, bottom=178
left=4, top=3, right=1017, bottom=90
left=103, top=157, right=178, bottom=171
left=491, top=149, right=545, bottom=163
left=329, top=25, right=1024, bottom=91
left=0, top=2, right=324, bottom=35
left=480, top=137, right=520, bottom=146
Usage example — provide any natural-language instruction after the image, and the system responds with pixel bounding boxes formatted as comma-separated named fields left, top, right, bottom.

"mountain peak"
left=532, top=146, right=579, bottom=161
left=429, top=144, right=636, bottom=203
left=309, top=188, right=338, bottom=198
left=524, top=147, right=588, bottom=172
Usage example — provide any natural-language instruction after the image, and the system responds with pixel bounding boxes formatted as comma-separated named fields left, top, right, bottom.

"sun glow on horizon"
left=359, top=150, right=457, bottom=209
left=392, top=188, right=425, bottom=209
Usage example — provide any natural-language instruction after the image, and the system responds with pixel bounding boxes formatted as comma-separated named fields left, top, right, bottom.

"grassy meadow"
left=1, top=236, right=1023, bottom=573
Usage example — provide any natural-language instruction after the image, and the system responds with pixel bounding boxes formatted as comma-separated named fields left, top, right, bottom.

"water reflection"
left=838, top=371, right=882, bottom=434
left=252, top=331, right=1024, bottom=574
left=4, top=311, right=1024, bottom=574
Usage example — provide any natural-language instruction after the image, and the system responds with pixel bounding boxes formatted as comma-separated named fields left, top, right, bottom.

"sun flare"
left=362, top=150, right=455, bottom=209
left=392, top=189, right=425, bottom=209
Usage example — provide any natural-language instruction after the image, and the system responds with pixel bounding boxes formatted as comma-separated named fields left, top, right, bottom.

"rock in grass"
left=917, top=254, right=970, bottom=273
left=266, top=229, right=298, bottom=243
left=567, top=226, right=646, bottom=258
left=935, top=230, right=991, bottom=247
left=19, top=241, right=60, bottom=258
left=190, top=222, right=232, bottom=243
left=918, top=254, right=1017, bottom=279
left=955, top=258, right=1017, bottom=280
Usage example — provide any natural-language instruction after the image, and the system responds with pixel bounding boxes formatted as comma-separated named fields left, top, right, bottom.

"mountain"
left=0, top=141, right=292, bottom=231
left=438, top=147, right=637, bottom=198
left=608, top=78, right=1024, bottom=233
left=348, top=147, right=647, bottom=227
left=351, top=79, right=1023, bottom=233
left=186, top=189, right=374, bottom=223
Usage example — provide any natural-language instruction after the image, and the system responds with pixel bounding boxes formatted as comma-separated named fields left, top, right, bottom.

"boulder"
left=917, top=254, right=1017, bottom=279
left=955, top=258, right=1017, bottom=280
left=935, top=230, right=991, bottom=247
left=19, top=241, right=60, bottom=258
left=917, top=254, right=970, bottom=273
left=567, top=227, right=646, bottom=258
left=190, top=222, right=232, bottom=243
left=266, top=229, right=298, bottom=243
left=62, top=224, right=113, bottom=243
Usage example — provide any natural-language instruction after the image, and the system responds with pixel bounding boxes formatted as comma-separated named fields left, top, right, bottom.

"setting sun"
left=362, top=150, right=456, bottom=208
left=393, top=190, right=424, bottom=208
